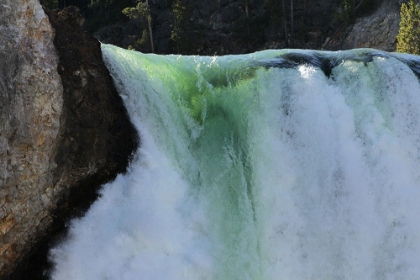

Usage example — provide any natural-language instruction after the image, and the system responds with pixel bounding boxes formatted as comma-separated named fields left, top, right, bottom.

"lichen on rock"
left=0, top=0, right=63, bottom=275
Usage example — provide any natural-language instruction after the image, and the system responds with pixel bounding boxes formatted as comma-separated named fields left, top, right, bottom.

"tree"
left=83, top=0, right=133, bottom=33
left=171, top=0, right=187, bottom=53
left=123, top=0, right=155, bottom=53
left=397, top=0, right=420, bottom=54
left=242, top=0, right=251, bottom=47
left=281, top=0, right=288, bottom=46
left=264, top=0, right=287, bottom=45
left=290, top=0, right=294, bottom=46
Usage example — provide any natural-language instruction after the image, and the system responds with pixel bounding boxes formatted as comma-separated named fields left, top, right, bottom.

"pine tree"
left=397, top=0, right=420, bottom=54
left=123, top=0, right=155, bottom=53
left=84, top=0, right=133, bottom=32
left=264, top=0, right=287, bottom=45
left=171, top=0, right=187, bottom=53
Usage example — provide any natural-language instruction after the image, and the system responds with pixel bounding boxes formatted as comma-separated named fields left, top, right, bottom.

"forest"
left=40, top=0, right=389, bottom=54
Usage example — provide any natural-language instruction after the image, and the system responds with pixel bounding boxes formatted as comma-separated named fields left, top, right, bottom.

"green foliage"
left=122, top=2, right=151, bottom=22
left=41, top=0, right=58, bottom=9
left=128, top=30, right=150, bottom=50
left=122, top=1, right=154, bottom=52
left=83, top=0, right=133, bottom=33
left=170, top=0, right=187, bottom=53
left=334, top=0, right=355, bottom=23
left=341, top=0, right=354, bottom=21
left=397, top=0, right=420, bottom=54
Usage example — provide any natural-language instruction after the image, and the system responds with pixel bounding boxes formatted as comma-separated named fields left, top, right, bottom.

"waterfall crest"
left=50, top=45, right=420, bottom=279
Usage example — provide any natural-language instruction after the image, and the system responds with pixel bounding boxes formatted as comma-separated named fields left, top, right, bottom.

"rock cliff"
left=341, top=0, right=400, bottom=52
left=0, top=0, right=63, bottom=275
left=0, top=2, right=137, bottom=278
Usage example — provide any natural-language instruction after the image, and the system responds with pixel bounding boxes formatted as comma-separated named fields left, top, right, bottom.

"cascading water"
left=49, top=45, right=420, bottom=279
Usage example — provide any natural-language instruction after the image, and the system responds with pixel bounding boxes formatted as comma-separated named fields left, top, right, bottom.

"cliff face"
left=341, top=0, right=400, bottom=52
left=0, top=0, right=63, bottom=274
left=0, top=2, right=137, bottom=278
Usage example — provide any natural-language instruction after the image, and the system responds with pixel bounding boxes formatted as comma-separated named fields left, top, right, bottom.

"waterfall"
left=50, top=45, right=420, bottom=279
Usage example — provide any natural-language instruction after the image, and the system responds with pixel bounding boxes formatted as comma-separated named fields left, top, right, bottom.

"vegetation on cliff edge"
left=397, top=0, right=420, bottom=54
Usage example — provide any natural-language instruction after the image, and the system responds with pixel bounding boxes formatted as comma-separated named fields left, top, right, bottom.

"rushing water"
left=50, top=45, right=420, bottom=279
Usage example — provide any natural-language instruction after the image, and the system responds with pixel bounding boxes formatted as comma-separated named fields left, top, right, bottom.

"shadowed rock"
left=1, top=4, right=138, bottom=279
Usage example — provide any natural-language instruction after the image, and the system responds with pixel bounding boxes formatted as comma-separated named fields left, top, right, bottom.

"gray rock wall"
left=342, top=0, right=400, bottom=52
left=0, top=2, right=138, bottom=277
left=0, top=0, right=63, bottom=274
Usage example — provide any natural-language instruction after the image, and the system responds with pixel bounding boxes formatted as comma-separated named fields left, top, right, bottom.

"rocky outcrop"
left=0, top=0, right=63, bottom=275
left=0, top=2, right=138, bottom=278
left=341, top=0, right=400, bottom=52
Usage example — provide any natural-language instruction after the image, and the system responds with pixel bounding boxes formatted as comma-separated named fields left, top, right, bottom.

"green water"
left=50, top=45, right=420, bottom=280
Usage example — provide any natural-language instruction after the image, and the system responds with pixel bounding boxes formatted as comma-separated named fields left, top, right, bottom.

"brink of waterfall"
left=50, top=45, right=420, bottom=280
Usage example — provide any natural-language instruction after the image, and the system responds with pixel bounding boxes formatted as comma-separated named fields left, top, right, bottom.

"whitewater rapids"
left=50, top=45, right=420, bottom=279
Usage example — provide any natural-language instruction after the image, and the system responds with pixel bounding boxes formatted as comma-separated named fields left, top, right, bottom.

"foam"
left=50, top=45, right=420, bottom=279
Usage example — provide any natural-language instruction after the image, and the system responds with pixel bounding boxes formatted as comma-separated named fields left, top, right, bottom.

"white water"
left=50, top=45, right=420, bottom=279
